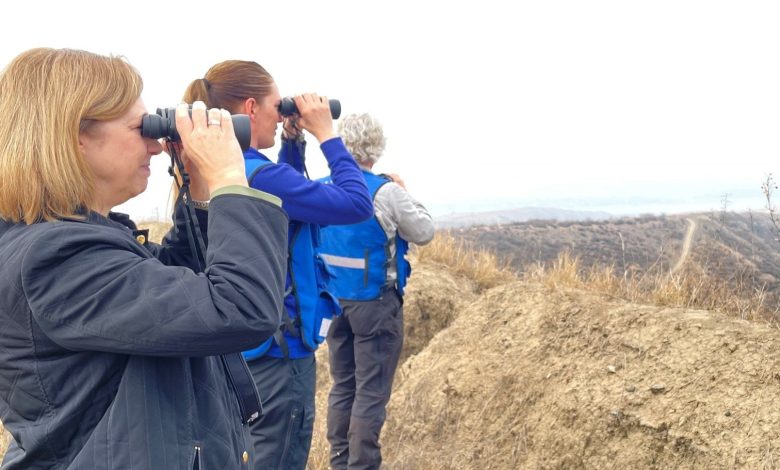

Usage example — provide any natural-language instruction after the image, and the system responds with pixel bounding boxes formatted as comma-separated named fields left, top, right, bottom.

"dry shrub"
left=523, top=251, right=780, bottom=322
left=415, top=232, right=515, bottom=291
left=523, top=251, right=582, bottom=289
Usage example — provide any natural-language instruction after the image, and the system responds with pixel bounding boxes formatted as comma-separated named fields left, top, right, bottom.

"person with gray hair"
left=319, top=113, right=434, bottom=469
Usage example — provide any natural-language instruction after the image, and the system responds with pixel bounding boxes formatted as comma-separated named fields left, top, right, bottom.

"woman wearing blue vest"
left=181, top=61, right=373, bottom=469
left=319, top=113, right=435, bottom=470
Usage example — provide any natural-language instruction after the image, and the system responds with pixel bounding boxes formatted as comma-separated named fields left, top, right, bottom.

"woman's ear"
left=243, top=98, right=256, bottom=117
left=77, top=126, right=90, bottom=156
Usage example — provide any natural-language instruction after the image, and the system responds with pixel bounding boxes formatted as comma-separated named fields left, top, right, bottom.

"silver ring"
left=208, top=119, right=221, bottom=126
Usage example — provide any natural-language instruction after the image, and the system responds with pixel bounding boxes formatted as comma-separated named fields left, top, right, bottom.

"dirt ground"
left=3, top=258, right=780, bottom=469
left=310, top=260, right=780, bottom=469
left=380, top=262, right=780, bottom=469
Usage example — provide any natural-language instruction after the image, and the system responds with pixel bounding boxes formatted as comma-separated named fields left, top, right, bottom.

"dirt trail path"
left=671, top=217, right=697, bottom=274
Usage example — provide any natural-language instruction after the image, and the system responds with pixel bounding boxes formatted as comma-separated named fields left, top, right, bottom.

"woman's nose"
left=148, top=138, right=164, bottom=155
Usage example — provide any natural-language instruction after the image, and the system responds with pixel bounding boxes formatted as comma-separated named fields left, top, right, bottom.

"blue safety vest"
left=319, top=171, right=411, bottom=300
left=242, top=157, right=341, bottom=360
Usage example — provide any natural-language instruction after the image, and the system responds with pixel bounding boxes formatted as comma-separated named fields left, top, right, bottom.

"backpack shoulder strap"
left=274, top=222, right=306, bottom=359
left=367, top=173, right=393, bottom=200
left=245, top=158, right=274, bottom=184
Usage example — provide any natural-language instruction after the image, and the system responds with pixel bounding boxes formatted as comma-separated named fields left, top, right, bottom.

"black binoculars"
left=141, top=97, right=342, bottom=150
left=278, top=97, right=341, bottom=119
left=141, top=107, right=251, bottom=151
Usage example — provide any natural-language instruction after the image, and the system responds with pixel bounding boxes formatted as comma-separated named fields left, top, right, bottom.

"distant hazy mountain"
left=433, top=207, right=613, bottom=229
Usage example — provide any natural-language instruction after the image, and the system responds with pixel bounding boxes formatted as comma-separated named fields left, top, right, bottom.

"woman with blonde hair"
left=0, top=48, right=288, bottom=469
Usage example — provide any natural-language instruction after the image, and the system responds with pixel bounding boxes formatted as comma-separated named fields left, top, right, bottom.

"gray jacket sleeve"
left=374, top=182, right=435, bottom=245
left=21, top=189, right=288, bottom=357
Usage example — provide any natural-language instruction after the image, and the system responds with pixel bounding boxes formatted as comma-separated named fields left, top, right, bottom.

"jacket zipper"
left=193, top=446, right=202, bottom=470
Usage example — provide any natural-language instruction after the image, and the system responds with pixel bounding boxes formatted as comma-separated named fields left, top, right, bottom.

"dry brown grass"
left=522, top=250, right=780, bottom=322
left=416, top=232, right=780, bottom=323
left=415, top=232, right=516, bottom=292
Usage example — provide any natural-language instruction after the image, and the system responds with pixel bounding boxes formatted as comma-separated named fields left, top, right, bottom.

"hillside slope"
left=451, top=212, right=780, bottom=276
left=377, top=263, right=780, bottom=469
left=452, top=212, right=780, bottom=320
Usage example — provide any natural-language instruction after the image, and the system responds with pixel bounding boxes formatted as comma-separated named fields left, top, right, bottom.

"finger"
left=190, top=100, right=208, bottom=130
left=220, top=109, right=235, bottom=136
left=175, top=103, right=194, bottom=139
left=293, top=94, right=306, bottom=110
left=208, top=108, right=222, bottom=129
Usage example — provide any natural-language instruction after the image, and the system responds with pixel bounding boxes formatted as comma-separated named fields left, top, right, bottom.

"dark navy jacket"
left=0, top=188, right=288, bottom=469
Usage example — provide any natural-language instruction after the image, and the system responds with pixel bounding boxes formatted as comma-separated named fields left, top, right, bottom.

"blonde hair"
left=338, top=113, right=386, bottom=165
left=0, top=48, right=142, bottom=223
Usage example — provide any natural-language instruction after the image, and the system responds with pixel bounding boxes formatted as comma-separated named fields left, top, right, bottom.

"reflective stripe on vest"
left=320, top=253, right=367, bottom=269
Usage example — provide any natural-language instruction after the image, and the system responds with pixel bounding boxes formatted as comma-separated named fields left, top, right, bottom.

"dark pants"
left=246, top=354, right=316, bottom=470
left=326, top=289, right=404, bottom=470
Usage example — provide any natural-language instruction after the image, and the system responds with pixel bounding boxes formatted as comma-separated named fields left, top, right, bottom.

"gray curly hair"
left=338, top=113, right=386, bottom=165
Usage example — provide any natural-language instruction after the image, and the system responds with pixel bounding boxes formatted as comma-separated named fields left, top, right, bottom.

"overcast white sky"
left=2, top=0, right=780, bottom=220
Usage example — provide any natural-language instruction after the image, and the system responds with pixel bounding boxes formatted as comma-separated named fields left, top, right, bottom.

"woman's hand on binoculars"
left=293, top=93, right=336, bottom=143
left=282, top=116, right=303, bottom=141
left=175, top=102, right=247, bottom=193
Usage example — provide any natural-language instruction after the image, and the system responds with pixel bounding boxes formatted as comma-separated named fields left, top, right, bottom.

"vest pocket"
left=315, top=290, right=341, bottom=343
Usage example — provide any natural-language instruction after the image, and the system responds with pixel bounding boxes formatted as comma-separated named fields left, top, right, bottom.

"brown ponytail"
left=182, top=61, right=275, bottom=114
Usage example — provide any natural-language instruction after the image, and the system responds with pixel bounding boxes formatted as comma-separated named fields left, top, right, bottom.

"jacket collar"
left=244, top=147, right=272, bottom=163
left=62, top=208, right=136, bottom=232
